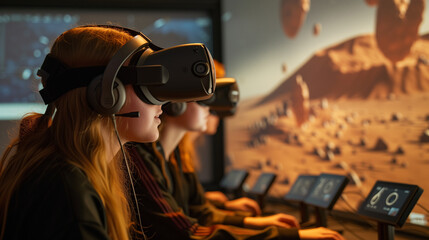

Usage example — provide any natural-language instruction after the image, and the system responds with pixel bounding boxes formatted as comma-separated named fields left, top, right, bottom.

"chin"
left=146, top=133, right=160, bottom=142
left=130, top=133, right=159, bottom=143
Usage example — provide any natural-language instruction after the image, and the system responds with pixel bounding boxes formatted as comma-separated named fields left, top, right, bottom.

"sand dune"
left=257, top=33, right=429, bottom=106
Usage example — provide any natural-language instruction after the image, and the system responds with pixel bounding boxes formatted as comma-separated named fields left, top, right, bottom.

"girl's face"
left=204, top=114, right=220, bottom=135
left=175, top=102, right=210, bottom=132
left=116, top=85, right=163, bottom=143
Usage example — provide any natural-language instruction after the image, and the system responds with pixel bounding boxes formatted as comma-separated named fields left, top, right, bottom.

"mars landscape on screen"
left=224, top=0, right=429, bottom=220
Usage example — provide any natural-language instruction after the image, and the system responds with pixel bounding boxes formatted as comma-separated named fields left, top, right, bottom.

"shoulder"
left=126, top=142, right=170, bottom=189
left=51, top=161, right=110, bottom=239
left=6, top=159, right=109, bottom=239
left=127, top=142, right=164, bottom=172
left=33, top=161, right=107, bottom=227
left=59, top=163, right=107, bottom=225
left=127, top=142, right=157, bottom=161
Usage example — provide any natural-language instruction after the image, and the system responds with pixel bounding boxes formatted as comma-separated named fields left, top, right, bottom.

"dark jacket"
left=127, top=141, right=300, bottom=240
left=4, top=157, right=110, bottom=240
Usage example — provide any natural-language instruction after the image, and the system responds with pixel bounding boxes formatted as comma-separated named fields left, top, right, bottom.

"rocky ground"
left=225, top=92, right=429, bottom=216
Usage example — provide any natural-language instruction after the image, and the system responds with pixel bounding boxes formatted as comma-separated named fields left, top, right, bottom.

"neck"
left=107, top=142, right=121, bottom=163
left=159, top=123, right=186, bottom=161
left=102, top=127, right=121, bottom=163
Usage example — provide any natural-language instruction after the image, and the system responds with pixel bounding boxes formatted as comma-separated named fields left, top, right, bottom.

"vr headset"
left=200, top=77, right=239, bottom=117
left=38, top=25, right=216, bottom=115
left=162, top=77, right=239, bottom=117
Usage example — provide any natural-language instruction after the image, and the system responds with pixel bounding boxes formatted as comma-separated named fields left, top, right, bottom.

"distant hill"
left=258, top=33, right=429, bottom=105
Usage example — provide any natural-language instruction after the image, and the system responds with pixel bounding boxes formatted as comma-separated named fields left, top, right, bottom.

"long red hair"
left=0, top=26, right=133, bottom=240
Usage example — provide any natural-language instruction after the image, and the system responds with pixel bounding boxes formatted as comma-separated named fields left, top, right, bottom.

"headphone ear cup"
left=87, top=75, right=126, bottom=115
left=163, top=102, right=187, bottom=116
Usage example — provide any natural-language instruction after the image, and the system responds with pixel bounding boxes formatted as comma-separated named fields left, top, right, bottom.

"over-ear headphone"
left=87, top=33, right=150, bottom=115
left=162, top=102, right=187, bottom=116
left=38, top=25, right=151, bottom=115
left=83, top=25, right=156, bottom=115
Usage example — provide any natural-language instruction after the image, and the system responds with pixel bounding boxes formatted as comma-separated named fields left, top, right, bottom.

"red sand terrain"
left=225, top=34, right=429, bottom=220
left=258, top=33, right=429, bottom=104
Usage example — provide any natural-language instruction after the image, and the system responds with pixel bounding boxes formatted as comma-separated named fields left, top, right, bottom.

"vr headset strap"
left=38, top=55, right=168, bottom=104
left=39, top=67, right=105, bottom=104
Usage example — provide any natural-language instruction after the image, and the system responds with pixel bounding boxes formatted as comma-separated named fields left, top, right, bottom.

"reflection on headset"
left=163, top=77, right=239, bottom=117
left=38, top=24, right=216, bottom=115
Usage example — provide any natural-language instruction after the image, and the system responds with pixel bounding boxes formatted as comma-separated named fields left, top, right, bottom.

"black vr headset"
left=200, top=77, right=239, bottom=117
left=38, top=25, right=216, bottom=115
left=163, top=77, right=239, bottom=117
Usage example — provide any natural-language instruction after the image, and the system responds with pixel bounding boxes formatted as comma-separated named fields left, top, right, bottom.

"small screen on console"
left=285, top=175, right=318, bottom=202
left=249, top=172, right=276, bottom=195
left=220, top=169, right=248, bottom=191
left=357, top=181, right=423, bottom=227
left=304, top=173, right=348, bottom=209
